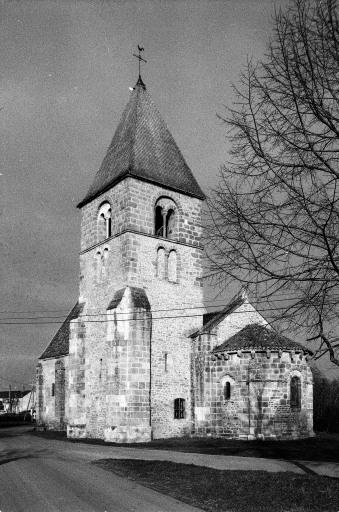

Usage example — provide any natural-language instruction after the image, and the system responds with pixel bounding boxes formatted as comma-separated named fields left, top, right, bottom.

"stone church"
left=37, top=74, right=314, bottom=442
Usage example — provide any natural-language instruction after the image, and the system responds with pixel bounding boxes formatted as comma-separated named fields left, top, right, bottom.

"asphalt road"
left=0, top=426, right=201, bottom=512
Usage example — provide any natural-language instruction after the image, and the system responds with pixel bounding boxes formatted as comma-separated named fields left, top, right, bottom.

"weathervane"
left=133, top=45, right=147, bottom=80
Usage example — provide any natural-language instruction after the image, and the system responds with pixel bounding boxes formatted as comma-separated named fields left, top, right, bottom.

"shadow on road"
left=0, top=426, right=34, bottom=439
left=0, top=448, right=39, bottom=466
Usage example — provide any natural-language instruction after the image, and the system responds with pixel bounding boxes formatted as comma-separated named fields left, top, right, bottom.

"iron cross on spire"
left=133, top=45, right=147, bottom=80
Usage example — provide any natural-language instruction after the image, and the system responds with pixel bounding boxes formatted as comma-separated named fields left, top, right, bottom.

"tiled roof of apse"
left=213, top=323, right=312, bottom=354
left=78, top=77, right=205, bottom=207
left=39, top=302, right=84, bottom=360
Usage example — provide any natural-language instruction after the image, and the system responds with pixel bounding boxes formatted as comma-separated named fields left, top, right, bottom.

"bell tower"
left=68, top=69, right=205, bottom=442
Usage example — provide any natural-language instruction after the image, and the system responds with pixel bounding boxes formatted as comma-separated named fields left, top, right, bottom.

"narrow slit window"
left=106, top=217, right=112, bottom=238
left=224, top=381, right=231, bottom=400
left=51, top=383, right=55, bottom=397
left=290, top=376, right=301, bottom=409
left=155, top=206, right=164, bottom=236
left=166, top=209, right=175, bottom=238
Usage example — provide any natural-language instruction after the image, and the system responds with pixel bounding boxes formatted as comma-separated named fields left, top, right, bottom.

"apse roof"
left=78, top=77, right=205, bottom=208
left=213, top=323, right=312, bottom=354
left=39, top=302, right=84, bottom=360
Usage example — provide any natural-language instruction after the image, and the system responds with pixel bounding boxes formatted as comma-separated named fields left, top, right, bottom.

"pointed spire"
left=78, top=76, right=204, bottom=208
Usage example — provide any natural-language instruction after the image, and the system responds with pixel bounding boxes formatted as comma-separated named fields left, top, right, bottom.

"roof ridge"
left=39, top=301, right=85, bottom=360
left=213, top=322, right=312, bottom=355
left=129, top=84, right=141, bottom=174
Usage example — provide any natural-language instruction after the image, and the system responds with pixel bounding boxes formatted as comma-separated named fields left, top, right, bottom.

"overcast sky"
left=0, top=0, right=291, bottom=389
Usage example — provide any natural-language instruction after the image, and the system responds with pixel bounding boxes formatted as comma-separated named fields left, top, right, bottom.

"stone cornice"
left=80, top=229, right=203, bottom=255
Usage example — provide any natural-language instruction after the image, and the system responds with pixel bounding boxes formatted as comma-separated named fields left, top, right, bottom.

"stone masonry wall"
left=67, top=317, right=87, bottom=438
left=102, top=288, right=152, bottom=443
left=36, top=356, right=69, bottom=430
left=193, top=350, right=313, bottom=440
left=75, top=177, right=204, bottom=441
left=55, top=359, right=66, bottom=429
left=80, top=177, right=202, bottom=252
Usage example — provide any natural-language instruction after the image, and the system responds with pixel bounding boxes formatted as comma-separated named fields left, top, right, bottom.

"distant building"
left=0, top=390, right=33, bottom=414
left=37, top=75, right=314, bottom=441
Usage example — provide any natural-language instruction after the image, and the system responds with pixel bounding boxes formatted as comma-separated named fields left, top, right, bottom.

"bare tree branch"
left=205, top=0, right=339, bottom=367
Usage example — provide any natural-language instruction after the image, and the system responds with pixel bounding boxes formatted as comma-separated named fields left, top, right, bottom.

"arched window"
left=103, top=247, right=109, bottom=261
left=174, top=398, right=185, bottom=419
left=98, top=202, right=112, bottom=241
left=221, top=375, right=234, bottom=402
left=290, top=376, right=301, bottom=409
left=167, top=250, right=177, bottom=282
left=157, top=247, right=166, bottom=279
left=154, top=198, right=177, bottom=239
left=224, top=381, right=231, bottom=400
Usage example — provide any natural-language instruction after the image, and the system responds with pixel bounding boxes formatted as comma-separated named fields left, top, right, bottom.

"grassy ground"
left=93, top=458, right=339, bottom=512
left=32, top=429, right=339, bottom=462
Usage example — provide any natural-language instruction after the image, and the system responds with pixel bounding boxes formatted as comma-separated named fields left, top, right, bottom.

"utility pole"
left=8, top=385, right=11, bottom=413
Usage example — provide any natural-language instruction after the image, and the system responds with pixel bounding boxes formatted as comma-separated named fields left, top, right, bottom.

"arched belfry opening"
left=97, top=202, right=112, bottom=242
left=154, top=197, right=177, bottom=239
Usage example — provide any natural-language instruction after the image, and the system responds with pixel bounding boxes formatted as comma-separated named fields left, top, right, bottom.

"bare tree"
left=206, top=0, right=339, bottom=366
left=312, top=368, right=339, bottom=430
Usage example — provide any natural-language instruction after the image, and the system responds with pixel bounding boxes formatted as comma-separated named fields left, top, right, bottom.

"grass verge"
left=93, top=458, right=339, bottom=512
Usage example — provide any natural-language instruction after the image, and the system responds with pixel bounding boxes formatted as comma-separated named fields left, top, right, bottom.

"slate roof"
left=39, top=302, right=85, bottom=360
left=191, top=295, right=246, bottom=338
left=213, top=323, right=312, bottom=354
left=107, top=286, right=150, bottom=311
left=78, top=77, right=205, bottom=208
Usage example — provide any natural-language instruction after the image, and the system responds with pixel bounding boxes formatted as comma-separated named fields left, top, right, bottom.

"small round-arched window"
left=221, top=375, right=234, bottom=402
left=157, top=247, right=166, bottom=279
left=224, top=381, right=231, bottom=400
left=167, top=250, right=177, bottom=282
